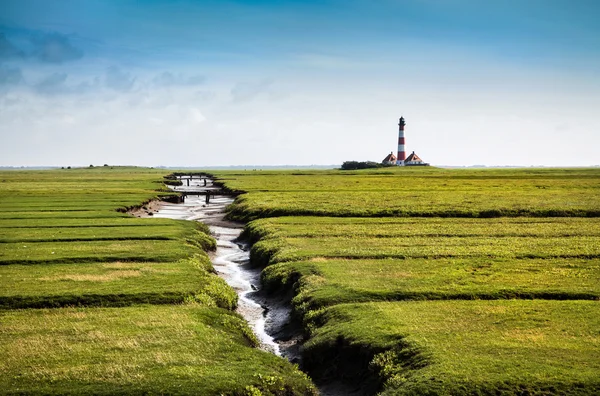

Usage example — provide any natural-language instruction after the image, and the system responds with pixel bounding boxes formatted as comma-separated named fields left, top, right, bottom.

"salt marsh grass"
left=214, top=168, right=600, bottom=395
left=217, top=167, right=600, bottom=220
left=0, top=305, right=316, bottom=395
left=304, top=300, right=600, bottom=395
left=0, top=167, right=316, bottom=394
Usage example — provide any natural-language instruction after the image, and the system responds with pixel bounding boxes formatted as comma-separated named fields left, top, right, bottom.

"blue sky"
left=1, top=0, right=599, bottom=166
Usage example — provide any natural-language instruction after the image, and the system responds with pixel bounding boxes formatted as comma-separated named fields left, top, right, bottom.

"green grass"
left=0, top=167, right=177, bottom=217
left=0, top=210, right=128, bottom=219
left=214, top=168, right=600, bottom=219
left=303, top=300, right=600, bottom=395
left=1, top=217, right=215, bottom=265
left=245, top=217, right=600, bottom=267
left=0, top=168, right=228, bottom=309
left=213, top=169, right=600, bottom=394
left=262, top=258, right=600, bottom=310
left=252, top=235, right=600, bottom=263
left=0, top=167, right=317, bottom=394
left=244, top=216, right=600, bottom=240
left=0, top=239, right=200, bottom=264
left=0, top=217, right=183, bottom=228
left=0, top=305, right=316, bottom=395
left=6, top=166, right=599, bottom=394
left=0, top=222, right=207, bottom=243
left=247, top=217, right=600, bottom=310
left=0, top=256, right=238, bottom=309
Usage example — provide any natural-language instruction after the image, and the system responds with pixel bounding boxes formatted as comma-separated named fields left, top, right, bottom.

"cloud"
left=230, top=79, right=273, bottom=102
left=0, top=33, right=24, bottom=60
left=152, top=71, right=205, bottom=87
left=189, top=107, right=206, bottom=123
left=105, top=66, right=135, bottom=91
left=194, top=90, right=216, bottom=102
left=292, top=53, right=373, bottom=69
left=32, top=32, right=83, bottom=63
left=29, top=72, right=97, bottom=96
left=34, top=72, right=68, bottom=94
left=0, top=66, right=24, bottom=85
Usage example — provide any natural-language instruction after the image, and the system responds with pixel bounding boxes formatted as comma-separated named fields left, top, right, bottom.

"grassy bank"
left=0, top=167, right=316, bottom=395
left=0, top=256, right=237, bottom=309
left=213, top=168, right=600, bottom=395
left=304, top=301, right=600, bottom=395
left=0, top=305, right=315, bottom=395
left=217, top=168, right=600, bottom=220
left=247, top=216, right=600, bottom=307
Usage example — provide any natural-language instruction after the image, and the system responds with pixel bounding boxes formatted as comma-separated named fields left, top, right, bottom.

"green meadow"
left=304, top=301, right=600, bottom=396
left=0, top=167, right=316, bottom=395
left=3, top=166, right=599, bottom=395
left=214, top=167, right=600, bottom=395
left=261, top=257, right=600, bottom=308
left=218, top=168, right=600, bottom=219
left=0, top=306, right=313, bottom=395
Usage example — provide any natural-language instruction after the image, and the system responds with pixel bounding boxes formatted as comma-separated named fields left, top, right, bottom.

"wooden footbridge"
left=164, top=175, right=232, bottom=203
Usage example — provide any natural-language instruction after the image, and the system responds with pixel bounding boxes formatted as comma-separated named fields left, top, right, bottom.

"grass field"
left=0, top=167, right=316, bottom=395
left=304, top=301, right=600, bottom=395
left=252, top=234, right=599, bottom=262
left=4, top=166, right=599, bottom=394
left=244, top=216, right=600, bottom=239
left=217, top=168, right=600, bottom=219
left=0, top=257, right=238, bottom=309
left=0, top=305, right=315, bottom=395
left=262, top=257, right=600, bottom=309
left=213, top=167, right=600, bottom=395
left=246, top=216, right=600, bottom=308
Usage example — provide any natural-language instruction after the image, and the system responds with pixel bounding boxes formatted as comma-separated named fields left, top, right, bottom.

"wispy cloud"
left=152, top=71, right=205, bottom=87
left=34, top=72, right=68, bottom=94
left=291, top=53, right=382, bottom=70
left=0, top=29, right=84, bottom=63
left=31, top=32, right=83, bottom=63
left=0, top=65, right=23, bottom=85
left=0, top=33, right=24, bottom=59
left=230, top=79, right=274, bottom=103
left=105, top=66, right=135, bottom=92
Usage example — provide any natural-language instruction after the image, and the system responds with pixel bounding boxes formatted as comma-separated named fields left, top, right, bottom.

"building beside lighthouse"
left=382, top=152, right=397, bottom=165
left=382, top=116, right=429, bottom=166
left=405, top=151, right=426, bottom=165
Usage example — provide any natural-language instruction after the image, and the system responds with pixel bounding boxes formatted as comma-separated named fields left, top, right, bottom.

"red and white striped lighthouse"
left=396, top=116, right=406, bottom=166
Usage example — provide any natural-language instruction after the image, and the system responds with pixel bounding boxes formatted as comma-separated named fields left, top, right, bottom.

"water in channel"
left=150, top=177, right=281, bottom=354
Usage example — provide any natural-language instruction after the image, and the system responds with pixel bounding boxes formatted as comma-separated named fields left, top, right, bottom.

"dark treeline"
left=341, top=161, right=393, bottom=170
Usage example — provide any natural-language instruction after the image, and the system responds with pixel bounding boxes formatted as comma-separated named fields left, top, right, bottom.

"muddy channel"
left=138, top=176, right=360, bottom=396
left=145, top=177, right=299, bottom=359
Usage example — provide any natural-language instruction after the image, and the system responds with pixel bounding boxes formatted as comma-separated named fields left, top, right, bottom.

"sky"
left=1, top=0, right=599, bottom=167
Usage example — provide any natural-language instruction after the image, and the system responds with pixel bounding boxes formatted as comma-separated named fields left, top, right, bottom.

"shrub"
left=341, top=161, right=387, bottom=170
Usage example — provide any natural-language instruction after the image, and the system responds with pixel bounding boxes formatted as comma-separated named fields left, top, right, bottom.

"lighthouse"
left=381, top=116, right=430, bottom=167
left=396, top=116, right=406, bottom=166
